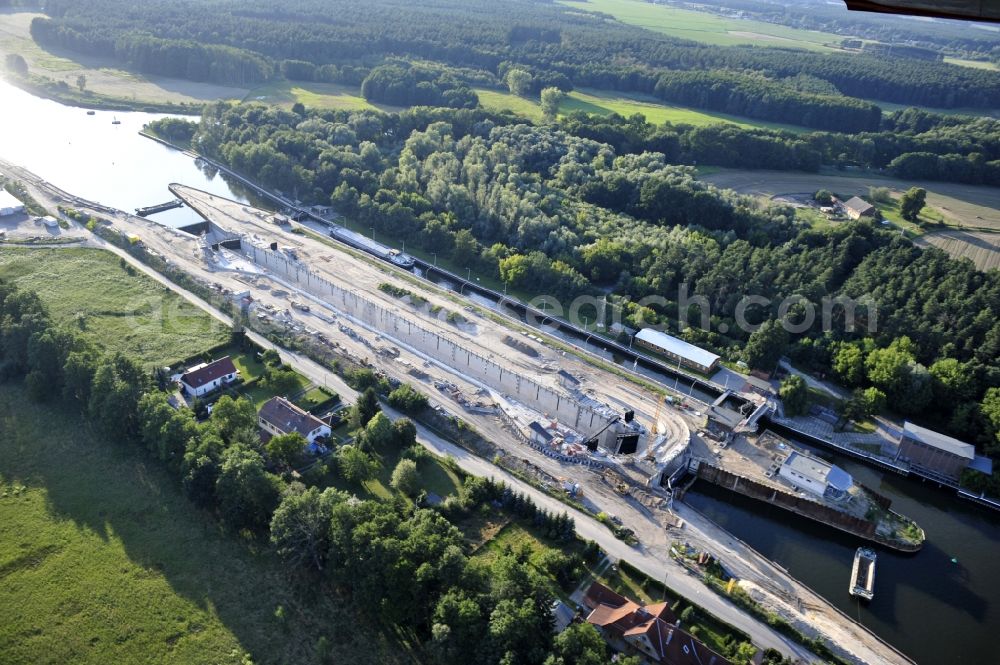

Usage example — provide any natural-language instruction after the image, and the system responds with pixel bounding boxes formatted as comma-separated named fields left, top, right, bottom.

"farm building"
left=0, top=190, right=25, bottom=216
left=894, top=421, right=989, bottom=481
left=258, top=396, right=331, bottom=444
left=633, top=328, right=720, bottom=373
left=779, top=451, right=853, bottom=500
left=179, top=356, right=239, bottom=397
left=842, top=196, right=876, bottom=220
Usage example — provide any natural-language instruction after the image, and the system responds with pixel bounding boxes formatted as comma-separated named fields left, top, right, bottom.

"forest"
left=30, top=0, right=1000, bottom=112
left=153, top=103, right=1000, bottom=495
left=0, top=276, right=646, bottom=665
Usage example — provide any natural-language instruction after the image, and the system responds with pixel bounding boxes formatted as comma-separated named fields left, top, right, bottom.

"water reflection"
left=0, top=79, right=248, bottom=227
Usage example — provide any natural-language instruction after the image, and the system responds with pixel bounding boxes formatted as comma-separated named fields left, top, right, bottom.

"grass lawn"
left=475, top=86, right=809, bottom=132
left=859, top=97, right=999, bottom=119
left=228, top=349, right=266, bottom=382
left=372, top=445, right=463, bottom=501
left=472, top=522, right=583, bottom=600
left=0, top=247, right=229, bottom=368
left=559, top=0, right=845, bottom=51
left=318, top=444, right=462, bottom=503
left=872, top=198, right=949, bottom=238
left=0, top=384, right=398, bottom=665
left=244, top=80, right=403, bottom=113
left=0, top=11, right=246, bottom=107
left=794, top=206, right=836, bottom=230
left=293, top=386, right=337, bottom=412
left=944, top=57, right=999, bottom=71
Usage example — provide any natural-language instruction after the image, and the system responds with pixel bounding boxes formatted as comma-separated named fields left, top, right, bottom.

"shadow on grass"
left=0, top=384, right=409, bottom=665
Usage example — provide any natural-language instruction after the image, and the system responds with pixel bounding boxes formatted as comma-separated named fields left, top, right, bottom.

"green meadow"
left=0, top=247, right=229, bottom=367
left=559, top=0, right=845, bottom=51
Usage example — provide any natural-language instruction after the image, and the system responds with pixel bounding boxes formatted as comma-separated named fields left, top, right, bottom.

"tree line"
left=1, top=275, right=647, bottom=665
left=35, top=0, right=1000, bottom=114
left=360, top=62, right=478, bottom=109
left=186, top=102, right=1000, bottom=487
left=652, top=70, right=882, bottom=133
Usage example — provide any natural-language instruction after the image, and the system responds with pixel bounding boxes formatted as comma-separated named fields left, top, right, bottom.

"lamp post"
left=370, top=226, right=375, bottom=241
left=432, top=252, right=437, bottom=266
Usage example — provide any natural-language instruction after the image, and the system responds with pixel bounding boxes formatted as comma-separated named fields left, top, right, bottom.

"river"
left=0, top=79, right=248, bottom=227
left=3, top=77, right=997, bottom=665
left=687, top=445, right=1000, bottom=664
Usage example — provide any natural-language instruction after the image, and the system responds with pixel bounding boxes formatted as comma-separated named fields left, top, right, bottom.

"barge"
left=850, top=547, right=877, bottom=601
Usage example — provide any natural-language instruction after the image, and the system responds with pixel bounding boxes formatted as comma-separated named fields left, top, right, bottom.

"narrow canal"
left=687, top=444, right=1000, bottom=664
left=2, top=78, right=997, bottom=664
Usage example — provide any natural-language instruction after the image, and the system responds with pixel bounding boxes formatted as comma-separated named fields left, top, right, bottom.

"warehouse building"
left=895, top=421, right=987, bottom=481
left=633, top=328, right=720, bottom=373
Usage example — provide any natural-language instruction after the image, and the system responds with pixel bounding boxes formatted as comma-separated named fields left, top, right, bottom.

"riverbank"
left=2, top=72, right=204, bottom=114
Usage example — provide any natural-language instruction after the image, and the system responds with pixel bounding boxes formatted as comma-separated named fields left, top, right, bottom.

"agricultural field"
left=944, top=57, right=999, bottom=71
left=701, top=169, right=1000, bottom=231
left=0, top=10, right=245, bottom=105
left=475, top=86, right=809, bottom=132
left=858, top=97, right=1000, bottom=119
left=0, top=385, right=397, bottom=665
left=916, top=230, right=1000, bottom=272
left=243, top=80, right=402, bottom=113
left=559, top=0, right=846, bottom=51
left=0, top=247, right=230, bottom=367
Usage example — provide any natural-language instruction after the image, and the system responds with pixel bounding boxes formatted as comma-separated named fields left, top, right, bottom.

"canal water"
left=0, top=79, right=247, bottom=227
left=3, top=77, right=997, bottom=664
left=687, top=446, right=1000, bottom=664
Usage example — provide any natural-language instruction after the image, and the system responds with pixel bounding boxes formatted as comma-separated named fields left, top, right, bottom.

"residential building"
left=842, top=196, right=876, bottom=220
left=633, top=329, right=720, bottom=374
left=779, top=451, right=853, bottom=500
left=582, top=582, right=732, bottom=665
left=0, top=190, right=25, bottom=217
left=258, top=396, right=331, bottom=444
left=895, top=421, right=982, bottom=481
left=179, top=356, right=239, bottom=397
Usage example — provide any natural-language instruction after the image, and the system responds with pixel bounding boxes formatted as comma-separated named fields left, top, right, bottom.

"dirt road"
left=0, top=160, right=918, bottom=664
left=703, top=168, right=1000, bottom=231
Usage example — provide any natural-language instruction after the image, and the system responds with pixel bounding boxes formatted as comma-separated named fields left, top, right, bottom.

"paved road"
left=4, top=159, right=919, bottom=664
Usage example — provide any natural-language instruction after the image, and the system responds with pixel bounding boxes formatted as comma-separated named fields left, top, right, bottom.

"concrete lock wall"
left=242, top=242, right=616, bottom=435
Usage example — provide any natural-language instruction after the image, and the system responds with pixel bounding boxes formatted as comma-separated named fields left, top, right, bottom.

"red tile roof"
left=583, top=582, right=731, bottom=665
left=181, top=356, right=237, bottom=389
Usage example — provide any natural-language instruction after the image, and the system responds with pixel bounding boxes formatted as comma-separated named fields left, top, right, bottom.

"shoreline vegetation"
left=2, top=71, right=203, bottom=114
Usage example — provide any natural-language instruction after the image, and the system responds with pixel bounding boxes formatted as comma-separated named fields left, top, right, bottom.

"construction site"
left=2, top=160, right=917, bottom=664
left=173, top=184, right=698, bottom=486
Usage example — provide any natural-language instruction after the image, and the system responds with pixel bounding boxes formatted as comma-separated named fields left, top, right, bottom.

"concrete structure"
left=258, top=396, right=331, bottom=444
left=582, top=582, right=731, bottom=665
left=633, top=328, right=720, bottom=373
left=179, top=356, right=238, bottom=397
left=240, top=240, right=618, bottom=439
left=557, top=369, right=580, bottom=390
left=842, top=196, right=876, bottom=220
left=895, top=421, right=978, bottom=481
left=779, top=451, right=853, bottom=500
left=529, top=421, right=555, bottom=446
left=0, top=190, right=25, bottom=216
